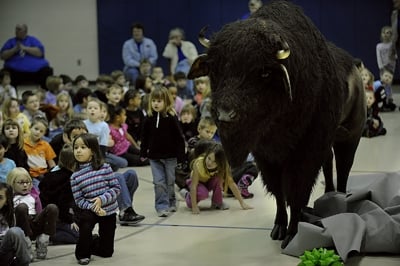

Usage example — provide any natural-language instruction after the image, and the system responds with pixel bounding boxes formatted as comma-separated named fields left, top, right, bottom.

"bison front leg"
left=322, top=149, right=335, bottom=193
left=281, top=205, right=302, bottom=248
left=258, top=163, right=288, bottom=241
left=270, top=195, right=288, bottom=241
left=283, top=165, right=320, bottom=249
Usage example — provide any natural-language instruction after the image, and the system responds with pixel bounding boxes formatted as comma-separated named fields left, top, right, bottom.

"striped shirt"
left=70, top=163, right=120, bottom=215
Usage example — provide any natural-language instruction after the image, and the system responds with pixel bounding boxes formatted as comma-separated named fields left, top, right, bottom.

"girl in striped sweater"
left=70, top=133, right=120, bottom=265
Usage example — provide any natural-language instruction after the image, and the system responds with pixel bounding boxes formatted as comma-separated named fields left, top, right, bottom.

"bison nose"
left=217, top=108, right=237, bottom=122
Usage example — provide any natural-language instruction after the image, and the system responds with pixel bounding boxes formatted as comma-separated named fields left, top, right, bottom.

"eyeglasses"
left=15, top=181, right=32, bottom=185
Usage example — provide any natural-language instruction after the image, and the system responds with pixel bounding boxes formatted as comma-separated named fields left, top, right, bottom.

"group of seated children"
left=0, top=64, right=261, bottom=264
left=359, top=64, right=390, bottom=138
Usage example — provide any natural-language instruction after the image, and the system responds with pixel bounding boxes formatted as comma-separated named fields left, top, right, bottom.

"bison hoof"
left=281, top=234, right=294, bottom=249
left=270, top=224, right=286, bottom=240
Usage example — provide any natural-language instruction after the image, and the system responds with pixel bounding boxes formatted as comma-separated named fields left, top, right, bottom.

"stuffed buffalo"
left=188, top=1, right=366, bottom=248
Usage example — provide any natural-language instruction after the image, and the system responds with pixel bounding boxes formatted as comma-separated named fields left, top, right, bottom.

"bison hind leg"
left=334, top=140, right=360, bottom=192
left=270, top=224, right=287, bottom=241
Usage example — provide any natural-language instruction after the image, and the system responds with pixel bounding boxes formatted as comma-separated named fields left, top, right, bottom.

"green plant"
left=298, top=248, right=343, bottom=266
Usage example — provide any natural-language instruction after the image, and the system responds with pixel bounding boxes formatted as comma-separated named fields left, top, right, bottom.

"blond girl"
left=193, top=76, right=211, bottom=106
left=7, top=167, right=58, bottom=260
left=49, top=92, right=73, bottom=138
left=140, top=86, right=186, bottom=217
left=2, top=98, right=30, bottom=137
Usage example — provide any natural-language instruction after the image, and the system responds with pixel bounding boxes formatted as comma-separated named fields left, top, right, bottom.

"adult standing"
left=0, top=23, right=53, bottom=91
left=122, top=23, right=158, bottom=85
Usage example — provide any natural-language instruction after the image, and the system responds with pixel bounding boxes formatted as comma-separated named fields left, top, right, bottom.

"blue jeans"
left=0, top=227, right=31, bottom=266
left=106, top=153, right=128, bottom=171
left=149, top=158, right=177, bottom=212
left=115, top=169, right=139, bottom=211
left=123, top=66, right=139, bottom=84
left=51, top=222, right=79, bottom=244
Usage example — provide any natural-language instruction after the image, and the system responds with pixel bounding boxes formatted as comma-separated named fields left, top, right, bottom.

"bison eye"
left=261, top=72, right=271, bottom=78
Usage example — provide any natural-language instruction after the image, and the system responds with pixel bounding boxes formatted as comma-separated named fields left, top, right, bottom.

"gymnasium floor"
left=33, top=97, right=400, bottom=266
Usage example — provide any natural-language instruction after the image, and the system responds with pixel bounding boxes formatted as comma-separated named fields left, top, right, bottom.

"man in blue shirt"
left=0, top=24, right=53, bottom=91
left=122, top=23, right=158, bottom=84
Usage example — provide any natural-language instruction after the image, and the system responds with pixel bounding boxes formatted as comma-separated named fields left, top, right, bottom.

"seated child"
left=179, top=103, right=198, bottom=142
left=373, top=67, right=396, bottom=111
left=362, top=89, right=387, bottom=137
left=111, top=70, right=129, bottom=94
left=166, top=83, right=184, bottom=115
left=106, top=84, right=123, bottom=107
left=151, top=66, right=170, bottom=86
left=0, top=182, right=32, bottom=265
left=23, top=116, right=56, bottom=189
left=93, top=74, right=113, bottom=103
left=123, top=89, right=145, bottom=145
left=0, top=134, right=16, bottom=183
left=2, top=98, right=31, bottom=137
left=108, top=104, right=149, bottom=166
left=7, top=168, right=58, bottom=260
left=39, top=144, right=79, bottom=245
left=49, top=91, right=74, bottom=139
left=2, top=118, right=29, bottom=169
left=175, top=117, right=217, bottom=190
left=0, top=70, right=17, bottom=106
left=179, top=143, right=252, bottom=214
left=21, top=90, right=47, bottom=123
left=360, top=67, right=374, bottom=91
left=173, top=71, right=194, bottom=105
left=44, top=75, right=62, bottom=105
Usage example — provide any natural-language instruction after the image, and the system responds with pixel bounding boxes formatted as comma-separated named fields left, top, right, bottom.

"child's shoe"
left=78, top=258, right=90, bottom=265
left=179, top=188, right=189, bottom=200
left=157, top=210, right=169, bottom=217
left=211, top=201, right=230, bottom=210
left=238, top=174, right=254, bottom=199
left=240, top=187, right=254, bottom=199
left=36, top=234, right=49, bottom=259
left=25, top=236, right=34, bottom=262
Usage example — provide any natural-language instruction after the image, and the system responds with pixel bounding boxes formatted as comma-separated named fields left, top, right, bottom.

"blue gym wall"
left=97, top=0, right=393, bottom=79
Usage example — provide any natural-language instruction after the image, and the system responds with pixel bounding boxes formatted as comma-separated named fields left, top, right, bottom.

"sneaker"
left=238, top=174, right=253, bottom=188
left=211, top=202, right=230, bottom=210
left=36, top=234, right=49, bottom=259
left=25, top=236, right=34, bottom=262
left=238, top=175, right=254, bottom=199
left=179, top=188, right=189, bottom=199
left=78, top=258, right=90, bottom=265
left=157, top=210, right=169, bottom=217
left=240, top=187, right=254, bottom=199
left=119, top=207, right=145, bottom=225
left=169, top=206, right=177, bottom=212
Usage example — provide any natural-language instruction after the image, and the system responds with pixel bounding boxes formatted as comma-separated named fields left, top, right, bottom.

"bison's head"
left=188, top=19, right=295, bottom=166
left=189, top=19, right=293, bottom=121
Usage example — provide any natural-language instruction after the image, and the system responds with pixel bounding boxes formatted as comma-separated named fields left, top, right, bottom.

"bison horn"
left=280, top=64, right=293, bottom=101
left=276, top=41, right=290, bottom=60
left=276, top=49, right=290, bottom=60
left=199, top=26, right=210, bottom=48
